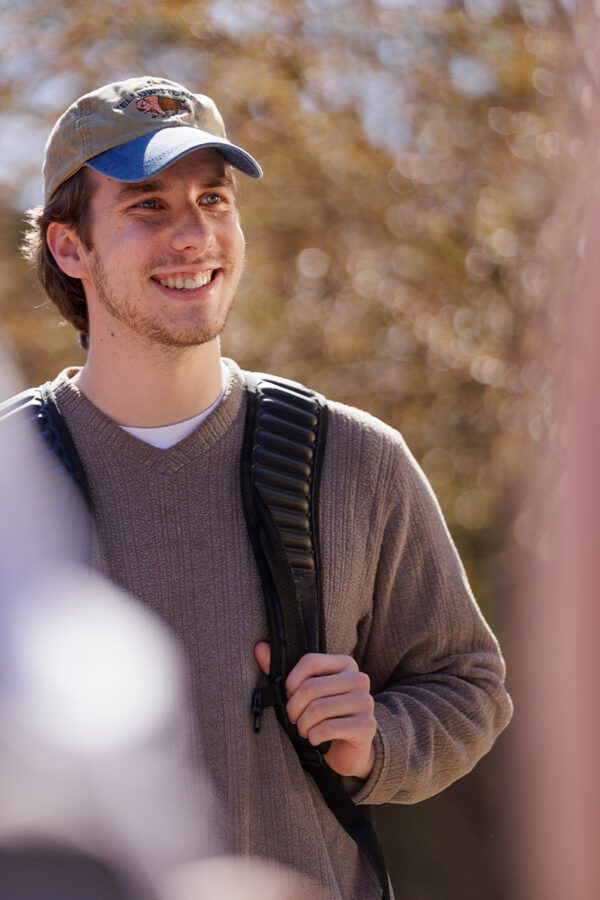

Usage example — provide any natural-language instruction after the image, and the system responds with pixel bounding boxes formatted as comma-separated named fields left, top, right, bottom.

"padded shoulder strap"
left=241, top=371, right=328, bottom=673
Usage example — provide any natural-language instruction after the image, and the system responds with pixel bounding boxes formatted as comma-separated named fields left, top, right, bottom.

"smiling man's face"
left=78, top=148, right=245, bottom=349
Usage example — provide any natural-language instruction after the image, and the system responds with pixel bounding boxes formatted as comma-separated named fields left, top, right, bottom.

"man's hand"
left=254, top=642, right=377, bottom=780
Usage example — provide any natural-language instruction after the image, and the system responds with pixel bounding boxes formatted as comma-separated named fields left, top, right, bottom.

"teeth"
left=157, top=271, right=213, bottom=290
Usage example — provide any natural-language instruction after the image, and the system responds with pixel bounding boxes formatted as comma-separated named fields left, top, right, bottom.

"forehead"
left=87, top=148, right=232, bottom=200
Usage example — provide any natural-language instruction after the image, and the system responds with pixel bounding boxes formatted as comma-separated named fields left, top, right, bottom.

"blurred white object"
left=5, top=567, right=182, bottom=755
left=0, top=342, right=320, bottom=898
left=0, top=343, right=206, bottom=889
left=0, top=566, right=208, bottom=883
left=161, top=856, right=327, bottom=900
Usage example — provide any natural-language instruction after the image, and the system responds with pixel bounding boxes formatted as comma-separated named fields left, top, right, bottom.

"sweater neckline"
left=49, top=357, right=247, bottom=474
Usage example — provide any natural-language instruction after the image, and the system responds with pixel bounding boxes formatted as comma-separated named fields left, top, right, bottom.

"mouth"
left=150, top=269, right=221, bottom=299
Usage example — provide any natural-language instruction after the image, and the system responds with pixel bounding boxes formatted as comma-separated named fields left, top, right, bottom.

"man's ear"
left=46, top=222, right=89, bottom=279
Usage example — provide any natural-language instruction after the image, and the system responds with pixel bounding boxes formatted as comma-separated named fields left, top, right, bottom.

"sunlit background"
left=0, top=1, right=587, bottom=897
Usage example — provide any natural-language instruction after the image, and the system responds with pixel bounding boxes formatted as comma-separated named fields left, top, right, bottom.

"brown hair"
left=21, top=167, right=96, bottom=349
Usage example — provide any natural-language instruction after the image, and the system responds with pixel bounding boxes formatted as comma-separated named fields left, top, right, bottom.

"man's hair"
left=21, top=167, right=96, bottom=349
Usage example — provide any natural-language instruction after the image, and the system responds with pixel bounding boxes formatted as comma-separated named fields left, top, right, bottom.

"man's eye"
left=136, top=198, right=160, bottom=209
left=203, top=193, right=222, bottom=205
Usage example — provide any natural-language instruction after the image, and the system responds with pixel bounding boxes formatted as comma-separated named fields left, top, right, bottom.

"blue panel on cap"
left=87, top=126, right=263, bottom=181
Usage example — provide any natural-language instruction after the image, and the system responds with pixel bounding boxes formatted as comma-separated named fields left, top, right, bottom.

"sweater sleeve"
left=349, top=430, right=513, bottom=806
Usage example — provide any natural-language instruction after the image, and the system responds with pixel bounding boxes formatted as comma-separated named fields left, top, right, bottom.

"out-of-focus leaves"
left=0, top=3, right=580, bottom=896
left=0, top=0, right=575, bottom=598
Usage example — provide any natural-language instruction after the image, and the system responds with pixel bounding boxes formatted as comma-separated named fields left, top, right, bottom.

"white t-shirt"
left=120, top=361, right=230, bottom=449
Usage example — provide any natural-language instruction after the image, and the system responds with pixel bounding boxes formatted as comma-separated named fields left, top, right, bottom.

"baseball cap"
left=43, top=75, right=263, bottom=202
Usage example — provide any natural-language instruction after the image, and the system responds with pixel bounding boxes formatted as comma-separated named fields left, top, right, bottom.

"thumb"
left=254, top=640, right=271, bottom=675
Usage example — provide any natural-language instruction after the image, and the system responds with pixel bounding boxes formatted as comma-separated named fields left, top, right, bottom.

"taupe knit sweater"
left=48, top=358, right=512, bottom=899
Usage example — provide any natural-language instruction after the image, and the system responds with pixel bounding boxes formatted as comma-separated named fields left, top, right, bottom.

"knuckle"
left=295, top=716, right=308, bottom=738
left=308, top=725, right=323, bottom=746
left=354, top=696, right=371, bottom=717
left=359, top=713, right=373, bottom=735
left=356, top=671, right=371, bottom=691
left=363, top=712, right=377, bottom=736
left=293, top=681, right=315, bottom=708
left=305, top=680, right=321, bottom=702
left=285, top=673, right=295, bottom=696
left=312, top=696, right=328, bottom=716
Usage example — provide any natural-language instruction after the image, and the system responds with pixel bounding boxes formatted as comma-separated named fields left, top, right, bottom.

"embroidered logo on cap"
left=114, top=87, right=194, bottom=113
left=136, top=95, right=189, bottom=118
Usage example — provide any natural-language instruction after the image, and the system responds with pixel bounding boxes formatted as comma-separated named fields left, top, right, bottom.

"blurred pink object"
left=514, top=32, right=600, bottom=898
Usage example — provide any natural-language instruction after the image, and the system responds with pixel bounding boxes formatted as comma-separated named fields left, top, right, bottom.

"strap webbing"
left=38, top=384, right=91, bottom=507
left=310, top=766, right=391, bottom=900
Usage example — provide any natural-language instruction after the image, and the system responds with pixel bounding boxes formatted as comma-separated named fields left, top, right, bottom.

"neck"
left=73, top=334, right=224, bottom=427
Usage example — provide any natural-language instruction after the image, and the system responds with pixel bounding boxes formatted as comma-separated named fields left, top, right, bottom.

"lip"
left=150, top=268, right=222, bottom=301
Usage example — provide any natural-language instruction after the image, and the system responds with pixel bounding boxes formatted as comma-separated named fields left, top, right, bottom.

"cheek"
left=231, top=220, right=245, bottom=261
left=95, top=226, right=161, bottom=275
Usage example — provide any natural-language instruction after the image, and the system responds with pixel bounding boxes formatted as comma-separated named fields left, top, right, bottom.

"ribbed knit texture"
left=48, top=358, right=512, bottom=900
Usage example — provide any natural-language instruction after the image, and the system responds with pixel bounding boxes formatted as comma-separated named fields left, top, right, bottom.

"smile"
left=153, top=270, right=215, bottom=290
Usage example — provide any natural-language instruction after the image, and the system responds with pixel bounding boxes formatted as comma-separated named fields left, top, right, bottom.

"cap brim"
left=86, top=126, right=263, bottom=181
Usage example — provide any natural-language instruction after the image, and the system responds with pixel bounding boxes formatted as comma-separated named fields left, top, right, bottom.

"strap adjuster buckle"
left=251, top=677, right=287, bottom=734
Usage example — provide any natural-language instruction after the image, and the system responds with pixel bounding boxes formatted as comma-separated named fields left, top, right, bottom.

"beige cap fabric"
left=43, top=75, right=262, bottom=202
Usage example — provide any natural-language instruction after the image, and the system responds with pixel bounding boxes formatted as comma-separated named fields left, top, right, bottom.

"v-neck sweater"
left=47, top=358, right=512, bottom=899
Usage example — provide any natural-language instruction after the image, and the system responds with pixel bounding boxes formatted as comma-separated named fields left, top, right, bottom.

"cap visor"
left=86, top=126, right=263, bottom=181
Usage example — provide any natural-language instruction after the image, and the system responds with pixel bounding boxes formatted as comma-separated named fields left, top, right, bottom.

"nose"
left=169, top=206, right=215, bottom=254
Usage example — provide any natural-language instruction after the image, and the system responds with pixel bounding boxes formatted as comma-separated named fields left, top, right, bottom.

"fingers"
left=285, top=652, right=359, bottom=697
left=252, top=649, right=377, bottom=778
left=254, top=641, right=271, bottom=675
left=285, top=655, right=373, bottom=748
left=291, top=691, right=376, bottom=744
left=307, top=713, right=377, bottom=750
left=286, top=668, right=370, bottom=723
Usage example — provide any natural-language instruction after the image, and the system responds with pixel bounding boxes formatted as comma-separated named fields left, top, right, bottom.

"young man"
left=7, top=77, right=512, bottom=898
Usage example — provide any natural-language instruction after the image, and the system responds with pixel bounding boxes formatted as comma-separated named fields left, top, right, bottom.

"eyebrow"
left=116, top=175, right=234, bottom=201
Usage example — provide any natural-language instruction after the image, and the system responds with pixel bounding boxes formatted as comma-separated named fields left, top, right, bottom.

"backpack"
left=0, top=372, right=391, bottom=899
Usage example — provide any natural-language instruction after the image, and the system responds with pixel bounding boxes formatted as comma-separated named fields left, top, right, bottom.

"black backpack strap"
left=241, top=372, right=329, bottom=750
left=241, top=371, right=391, bottom=900
left=0, top=385, right=91, bottom=508
left=38, top=384, right=91, bottom=507
left=309, top=767, right=391, bottom=900
left=0, top=385, right=92, bottom=563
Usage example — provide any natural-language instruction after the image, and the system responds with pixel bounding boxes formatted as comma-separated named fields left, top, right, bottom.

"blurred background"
left=0, top=1, right=590, bottom=898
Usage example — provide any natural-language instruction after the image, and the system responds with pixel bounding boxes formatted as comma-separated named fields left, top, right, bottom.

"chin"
left=142, top=319, right=228, bottom=349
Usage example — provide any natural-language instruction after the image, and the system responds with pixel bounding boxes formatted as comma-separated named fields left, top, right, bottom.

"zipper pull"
left=251, top=687, right=264, bottom=734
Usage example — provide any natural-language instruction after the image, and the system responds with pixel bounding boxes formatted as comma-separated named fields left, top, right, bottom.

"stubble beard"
left=87, top=251, right=240, bottom=349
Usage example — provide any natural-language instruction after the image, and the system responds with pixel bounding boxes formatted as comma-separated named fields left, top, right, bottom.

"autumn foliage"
left=0, top=2, right=577, bottom=897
